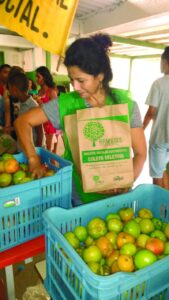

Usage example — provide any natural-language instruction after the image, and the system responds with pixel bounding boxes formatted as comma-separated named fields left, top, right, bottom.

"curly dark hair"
left=64, top=33, right=113, bottom=93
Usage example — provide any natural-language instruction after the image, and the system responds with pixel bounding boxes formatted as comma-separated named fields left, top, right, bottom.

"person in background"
left=8, top=72, right=44, bottom=151
left=3, top=66, right=25, bottom=139
left=143, top=47, right=169, bottom=189
left=57, top=85, right=67, bottom=96
left=0, top=64, right=11, bottom=127
left=28, top=78, right=38, bottom=97
left=14, top=34, right=146, bottom=206
left=35, top=66, right=61, bottom=152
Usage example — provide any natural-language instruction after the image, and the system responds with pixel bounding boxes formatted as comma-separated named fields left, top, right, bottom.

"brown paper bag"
left=76, top=104, right=134, bottom=193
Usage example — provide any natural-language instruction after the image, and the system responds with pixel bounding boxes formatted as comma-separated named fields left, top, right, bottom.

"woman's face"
left=67, top=66, right=103, bottom=99
left=36, top=72, right=44, bottom=86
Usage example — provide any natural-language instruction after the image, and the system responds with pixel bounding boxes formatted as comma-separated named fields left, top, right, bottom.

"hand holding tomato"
left=28, top=155, right=46, bottom=178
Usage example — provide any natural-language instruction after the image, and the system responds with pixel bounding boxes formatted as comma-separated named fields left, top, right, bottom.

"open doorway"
left=111, top=56, right=162, bottom=187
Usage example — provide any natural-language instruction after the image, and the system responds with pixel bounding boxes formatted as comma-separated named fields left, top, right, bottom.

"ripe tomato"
left=95, top=236, right=113, bottom=257
left=4, top=158, right=19, bottom=174
left=111, top=260, right=121, bottom=273
left=116, top=232, right=135, bottom=249
left=117, top=254, right=135, bottom=272
left=145, top=237, right=165, bottom=255
left=106, top=250, right=120, bottom=267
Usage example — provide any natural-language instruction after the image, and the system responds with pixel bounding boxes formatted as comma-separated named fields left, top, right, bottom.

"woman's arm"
left=49, top=88, right=58, bottom=100
left=14, top=106, right=48, bottom=177
left=143, top=105, right=156, bottom=129
left=131, top=127, right=147, bottom=180
left=98, top=127, right=146, bottom=196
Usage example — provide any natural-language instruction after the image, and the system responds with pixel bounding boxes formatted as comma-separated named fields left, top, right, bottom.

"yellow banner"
left=0, top=0, right=79, bottom=55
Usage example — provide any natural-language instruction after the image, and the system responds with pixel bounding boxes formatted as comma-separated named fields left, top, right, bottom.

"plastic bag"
left=22, top=284, right=50, bottom=300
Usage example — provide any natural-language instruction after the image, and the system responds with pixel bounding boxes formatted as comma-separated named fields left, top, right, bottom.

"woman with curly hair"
left=15, top=34, right=146, bottom=206
left=36, top=66, right=61, bottom=152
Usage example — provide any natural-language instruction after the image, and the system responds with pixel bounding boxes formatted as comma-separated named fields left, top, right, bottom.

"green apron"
left=59, top=88, right=134, bottom=203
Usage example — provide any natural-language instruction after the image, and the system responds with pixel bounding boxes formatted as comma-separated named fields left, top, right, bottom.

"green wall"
left=0, top=52, right=4, bottom=65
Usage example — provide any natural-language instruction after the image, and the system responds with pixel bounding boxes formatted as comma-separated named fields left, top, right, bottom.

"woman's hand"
left=28, top=155, right=46, bottom=179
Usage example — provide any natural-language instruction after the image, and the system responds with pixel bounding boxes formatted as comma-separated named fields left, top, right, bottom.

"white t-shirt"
left=145, top=74, right=169, bottom=145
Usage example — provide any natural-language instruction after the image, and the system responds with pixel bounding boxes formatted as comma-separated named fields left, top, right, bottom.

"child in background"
left=0, top=64, right=11, bottom=127
left=36, top=66, right=61, bottom=153
left=28, top=79, right=38, bottom=97
left=3, top=66, right=24, bottom=139
left=8, top=72, right=44, bottom=152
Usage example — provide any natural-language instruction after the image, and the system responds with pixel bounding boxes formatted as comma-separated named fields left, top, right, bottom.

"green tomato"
left=0, top=173, right=12, bottom=187
left=64, top=232, right=80, bottom=249
left=118, top=207, right=134, bottom=222
left=164, top=242, right=169, bottom=255
left=134, top=249, right=157, bottom=269
left=12, top=170, right=26, bottom=184
left=107, top=218, right=123, bottom=233
left=83, top=245, right=102, bottom=263
left=87, top=218, right=107, bottom=239
left=123, top=220, right=140, bottom=238
left=120, top=242, right=137, bottom=256
left=152, top=218, right=163, bottom=230
left=150, top=230, right=167, bottom=242
left=74, top=226, right=88, bottom=242
left=87, top=262, right=100, bottom=274
left=139, top=218, right=154, bottom=234
left=1, top=153, right=14, bottom=161
left=105, top=213, right=121, bottom=222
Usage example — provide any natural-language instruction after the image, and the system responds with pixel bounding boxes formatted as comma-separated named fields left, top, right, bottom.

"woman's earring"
left=100, top=81, right=103, bottom=90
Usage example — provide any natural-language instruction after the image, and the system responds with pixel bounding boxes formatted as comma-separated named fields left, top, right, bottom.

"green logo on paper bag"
left=93, top=175, right=100, bottom=182
left=92, top=175, right=104, bottom=185
left=83, top=122, right=104, bottom=147
left=114, top=176, right=123, bottom=181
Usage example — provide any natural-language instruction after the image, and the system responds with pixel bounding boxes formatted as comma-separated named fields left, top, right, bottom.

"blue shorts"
left=149, top=144, right=169, bottom=178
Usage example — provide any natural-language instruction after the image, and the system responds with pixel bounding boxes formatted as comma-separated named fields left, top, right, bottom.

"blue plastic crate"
left=43, top=184, right=169, bottom=300
left=0, top=147, right=72, bottom=252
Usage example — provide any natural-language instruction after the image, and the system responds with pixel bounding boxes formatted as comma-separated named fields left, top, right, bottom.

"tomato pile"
left=64, top=207, right=169, bottom=275
left=0, top=153, right=55, bottom=187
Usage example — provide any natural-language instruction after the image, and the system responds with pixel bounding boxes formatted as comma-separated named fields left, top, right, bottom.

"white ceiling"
left=1, top=0, right=169, bottom=57
left=72, top=0, right=169, bottom=57
left=75, top=0, right=126, bottom=20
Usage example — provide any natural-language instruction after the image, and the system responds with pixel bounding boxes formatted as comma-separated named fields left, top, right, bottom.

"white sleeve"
left=145, top=80, right=160, bottom=107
